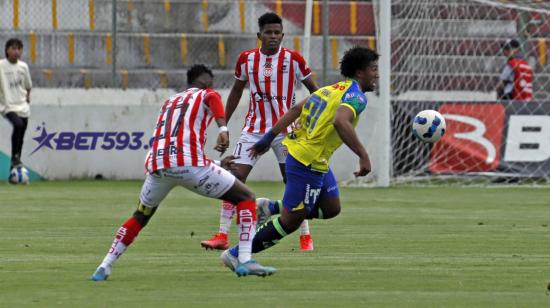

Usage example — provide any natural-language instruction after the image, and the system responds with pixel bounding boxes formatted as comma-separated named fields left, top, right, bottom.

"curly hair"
left=340, top=46, right=379, bottom=79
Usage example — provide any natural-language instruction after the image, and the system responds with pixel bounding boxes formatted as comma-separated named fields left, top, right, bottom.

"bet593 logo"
left=30, top=123, right=153, bottom=155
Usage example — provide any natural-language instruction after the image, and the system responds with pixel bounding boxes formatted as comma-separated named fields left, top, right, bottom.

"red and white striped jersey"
left=234, top=47, right=312, bottom=134
left=508, top=58, right=533, bottom=101
left=145, top=88, right=225, bottom=173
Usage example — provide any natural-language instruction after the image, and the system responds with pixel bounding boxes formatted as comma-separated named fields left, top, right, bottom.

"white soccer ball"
left=412, top=110, right=446, bottom=143
left=9, top=166, right=30, bottom=185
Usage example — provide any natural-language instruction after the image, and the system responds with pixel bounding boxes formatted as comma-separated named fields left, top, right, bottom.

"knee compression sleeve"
left=132, top=202, right=158, bottom=227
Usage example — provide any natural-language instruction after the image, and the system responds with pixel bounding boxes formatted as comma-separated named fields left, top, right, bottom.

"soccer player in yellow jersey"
left=221, top=46, right=378, bottom=272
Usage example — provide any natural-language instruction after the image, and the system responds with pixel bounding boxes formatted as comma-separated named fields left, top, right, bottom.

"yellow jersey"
left=283, top=79, right=368, bottom=172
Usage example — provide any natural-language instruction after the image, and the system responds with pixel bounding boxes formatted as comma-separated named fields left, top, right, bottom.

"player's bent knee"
left=322, top=205, right=341, bottom=219
left=220, top=186, right=255, bottom=204
left=132, top=202, right=158, bottom=227
left=317, top=197, right=341, bottom=219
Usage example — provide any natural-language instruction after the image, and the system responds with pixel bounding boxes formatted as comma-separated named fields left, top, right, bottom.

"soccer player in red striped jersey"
left=201, top=12, right=319, bottom=252
left=91, top=65, right=275, bottom=281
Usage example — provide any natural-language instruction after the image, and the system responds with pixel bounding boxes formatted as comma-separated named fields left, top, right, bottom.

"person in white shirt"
left=0, top=38, right=32, bottom=169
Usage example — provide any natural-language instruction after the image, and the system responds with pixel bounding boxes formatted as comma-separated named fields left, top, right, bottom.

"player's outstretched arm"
left=225, top=79, right=247, bottom=123
left=333, top=105, right=371, bottom=177
left=248, top=98, right=308, bottom=158
left=270, top=97, right=307, bottom=136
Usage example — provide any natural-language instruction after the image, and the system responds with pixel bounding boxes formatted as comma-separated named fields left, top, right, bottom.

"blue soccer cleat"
left=234, top=260, right=276, bottom=277
left=91, top=265, right=112, bottom=281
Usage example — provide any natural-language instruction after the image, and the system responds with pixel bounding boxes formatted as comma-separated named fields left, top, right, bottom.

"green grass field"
left=1, top=180, right=549, bottom=307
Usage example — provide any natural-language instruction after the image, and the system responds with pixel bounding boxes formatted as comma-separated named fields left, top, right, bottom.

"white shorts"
left=139, top=164, right=236, bottom=208
left=232, top=131, right=288, bottom=166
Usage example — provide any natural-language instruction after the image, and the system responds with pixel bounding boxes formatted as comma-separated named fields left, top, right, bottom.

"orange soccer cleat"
left=201, top=232, right=229, bottom=250
left=299, top=234, right=314, bottom=251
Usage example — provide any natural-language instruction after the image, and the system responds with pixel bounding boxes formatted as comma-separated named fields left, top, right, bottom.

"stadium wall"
left=0, top=88, right=385, bottom=182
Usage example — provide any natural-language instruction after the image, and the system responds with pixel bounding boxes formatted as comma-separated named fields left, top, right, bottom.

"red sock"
left=119, top=217, right=143, bottom=246
left=101, top=216, right=144, bottom=267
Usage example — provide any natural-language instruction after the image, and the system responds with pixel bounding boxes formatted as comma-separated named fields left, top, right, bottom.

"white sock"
left=299, top=220, right=310, bottom=236
left=236, top=201, right=256, bottom=263
left=100, top=235, right=127, bottom=268
left=219, top=201, right=235, bottom=234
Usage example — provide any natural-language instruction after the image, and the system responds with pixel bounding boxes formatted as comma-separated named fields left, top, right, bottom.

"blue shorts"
left=282, top=154, right=340, bottom=216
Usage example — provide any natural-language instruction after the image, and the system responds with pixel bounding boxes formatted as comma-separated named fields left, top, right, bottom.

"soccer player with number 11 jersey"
left=201, top=12, right=319, bottom=251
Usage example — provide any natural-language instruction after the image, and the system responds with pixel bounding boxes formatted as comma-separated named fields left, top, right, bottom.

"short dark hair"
left=258, top=12, right=282, bottom=31
left=187, top=64, right=213, bottom=85
left=340, top=46, right=379, bottom=78
left=502, top=38, right=520, bottom=50
left=5, top=38, right=23, bottom=58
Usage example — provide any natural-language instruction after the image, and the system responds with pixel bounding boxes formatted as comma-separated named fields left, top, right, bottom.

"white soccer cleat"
left=220, top=249, right=238, bottom=272
left=256, top=198, right=273, bottom=226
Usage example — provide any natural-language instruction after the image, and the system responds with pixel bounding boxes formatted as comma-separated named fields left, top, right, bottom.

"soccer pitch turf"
left=1, top=181, right=549, bottom=307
